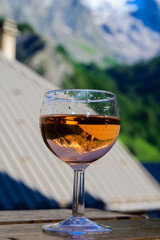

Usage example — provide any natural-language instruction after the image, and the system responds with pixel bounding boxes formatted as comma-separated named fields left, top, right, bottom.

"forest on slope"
left=57, top=45, right=160, bottom=162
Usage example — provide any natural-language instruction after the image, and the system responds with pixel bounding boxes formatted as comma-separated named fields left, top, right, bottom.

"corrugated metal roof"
left=0, top=51, right=160, bottom=212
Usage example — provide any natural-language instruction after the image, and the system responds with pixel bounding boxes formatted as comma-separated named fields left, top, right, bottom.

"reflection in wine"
left=40, top=114, right=120, bottom=167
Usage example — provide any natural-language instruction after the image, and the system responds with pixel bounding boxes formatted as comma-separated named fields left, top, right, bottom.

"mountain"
left=1, top=0, right=160, bottom=63
left=82, top=0, right=160, bottom=62
left=61, top=49, right=160, bottom=162
left=15, top=27, right=73, bottom=86
left=0, top=0, right=113, bottom=65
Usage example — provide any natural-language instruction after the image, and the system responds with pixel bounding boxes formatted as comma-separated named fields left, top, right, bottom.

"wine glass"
left=40, top=89, right=120, bottom=236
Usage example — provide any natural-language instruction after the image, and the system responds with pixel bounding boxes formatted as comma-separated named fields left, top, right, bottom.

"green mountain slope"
left=108, top=57, right=160, bottom=162
left=59, top=46, right=160, bottom=162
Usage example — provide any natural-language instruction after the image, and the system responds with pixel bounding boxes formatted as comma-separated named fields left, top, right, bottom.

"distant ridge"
left=0, top=0, right=160, bottom=63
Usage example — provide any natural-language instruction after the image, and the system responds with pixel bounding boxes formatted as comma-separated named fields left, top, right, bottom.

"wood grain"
left=0, top=209, right=145, bottom=225
left=0, top=209, right=158, bottom=240
left=0, top=219, right=160, bottom=240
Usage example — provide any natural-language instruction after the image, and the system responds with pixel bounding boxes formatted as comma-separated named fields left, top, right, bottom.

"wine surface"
left=40, top=115, right=120, bottom=166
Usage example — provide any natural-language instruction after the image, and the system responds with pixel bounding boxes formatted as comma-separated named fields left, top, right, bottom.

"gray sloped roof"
left=0, top=51, right=160, bottom=212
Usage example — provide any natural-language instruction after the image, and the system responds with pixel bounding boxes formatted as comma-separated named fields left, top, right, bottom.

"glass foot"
left=42, top=216, right=111, bottom=236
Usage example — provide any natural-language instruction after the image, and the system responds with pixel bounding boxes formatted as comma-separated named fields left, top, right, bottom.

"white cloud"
left=81, top=0, right=127, bottom=10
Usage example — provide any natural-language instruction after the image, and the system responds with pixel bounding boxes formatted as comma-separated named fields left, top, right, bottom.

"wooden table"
left=0, top=209, right=160, bottom=239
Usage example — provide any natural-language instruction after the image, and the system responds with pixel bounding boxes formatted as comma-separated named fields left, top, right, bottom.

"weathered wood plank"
left=0, top=209, right=145, bottom=225
left=0, top=219, right=160, bottom=240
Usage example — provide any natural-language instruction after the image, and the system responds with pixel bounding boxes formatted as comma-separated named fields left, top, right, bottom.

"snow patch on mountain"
left=81, top=0, right=126, bottom=10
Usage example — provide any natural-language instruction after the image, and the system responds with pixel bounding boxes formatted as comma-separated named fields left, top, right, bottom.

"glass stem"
left=72, top=170, right=85, bottom=218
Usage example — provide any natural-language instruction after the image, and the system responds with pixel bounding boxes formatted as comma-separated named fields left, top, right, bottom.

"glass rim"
left=45, top=89, right=116, bottom=103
